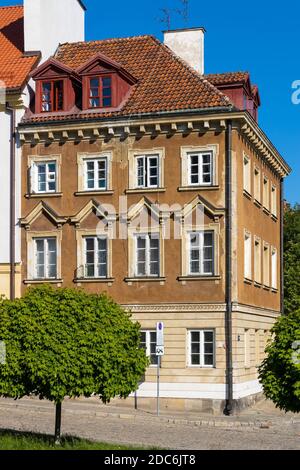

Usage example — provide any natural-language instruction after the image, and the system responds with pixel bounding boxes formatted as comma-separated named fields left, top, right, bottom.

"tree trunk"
left=54, top=402, right=62, bottom=445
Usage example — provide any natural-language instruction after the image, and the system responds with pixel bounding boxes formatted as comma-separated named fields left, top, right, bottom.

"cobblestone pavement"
left=0, top=397, right=299, bottom=450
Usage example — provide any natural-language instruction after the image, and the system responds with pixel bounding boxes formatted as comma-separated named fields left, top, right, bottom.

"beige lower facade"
left=114, top=302, right=279, bottom=414
left=0, top=263, right=22, bottom=299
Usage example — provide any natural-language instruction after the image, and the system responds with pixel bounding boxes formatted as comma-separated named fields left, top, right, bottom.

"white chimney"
left=163, top=27, right=205, bottom=75
left=24, top=0, right=86, bottom=61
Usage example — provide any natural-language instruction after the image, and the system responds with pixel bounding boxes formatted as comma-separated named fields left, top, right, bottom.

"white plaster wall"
left=0, top=111, right=11, bottom=264
left=164, top=28, right=205, bottom=75
left=24, top=0, right=85, bottom=61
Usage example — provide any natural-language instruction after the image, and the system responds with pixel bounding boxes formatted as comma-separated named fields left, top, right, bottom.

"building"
left=0, top=0, right=85, bottom=299
left=18, top=27, right=291, bottom=413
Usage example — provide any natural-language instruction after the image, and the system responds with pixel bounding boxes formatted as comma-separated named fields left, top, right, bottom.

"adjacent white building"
left=0, top=0, right=85, bottom=298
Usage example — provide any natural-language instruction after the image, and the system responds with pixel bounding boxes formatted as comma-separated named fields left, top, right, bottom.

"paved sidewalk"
left=0, top=397, right=299, bottom=450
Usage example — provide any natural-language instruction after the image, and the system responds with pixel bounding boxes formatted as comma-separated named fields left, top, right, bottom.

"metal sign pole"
left=157, top=355, right=160, bottom=417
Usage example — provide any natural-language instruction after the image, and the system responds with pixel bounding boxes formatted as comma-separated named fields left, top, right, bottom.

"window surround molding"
left=128, top=148, right=165, bottom=190
left=244, top=229, right=252, bottom=282
left=77, top=151, right=113, bottom=193
left=25, top=230, right=62, bottom=285
left=187, top=329, right=216, bottom=368
left=126, top=197, right=166, bottom=283
left=27, top=154, right=62, bottom=196
left=180, top=223, right=220, bottom=280
left=74, top=228, right=114, bottom=285
left=271, top=184, right=278, bottom=219
left=180, top=145, right=219, bottom=189
left=140, top=330, right=158, bottom=367
left=263, top=174, right=270, bottom=213
left=127, top=226, right=165, bottom=283
left=243, top=152, right=252, bottom=198
left=253, top=166, right=261, bottom=205
left=271, top=246, right=278, bottom=291
left=263, top=241, right=271, bottom=289
left=253, top=236, right=262, bottom=286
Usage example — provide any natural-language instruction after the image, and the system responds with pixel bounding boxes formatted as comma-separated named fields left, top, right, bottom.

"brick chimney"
left=163, top=27, right=205, bottom=75
left=24, top=0, right=86, bottom=61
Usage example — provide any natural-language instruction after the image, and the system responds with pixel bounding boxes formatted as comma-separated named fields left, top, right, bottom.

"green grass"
left=0, top=430, right=149, bottom=450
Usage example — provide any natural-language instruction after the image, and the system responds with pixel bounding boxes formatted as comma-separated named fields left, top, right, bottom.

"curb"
left=0, top=402, right=276, bottom=430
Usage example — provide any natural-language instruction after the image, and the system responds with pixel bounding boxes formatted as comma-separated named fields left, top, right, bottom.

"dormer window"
left=41, top=80, right=64, bottom=112
left=89, top=76, right=112, bottom=108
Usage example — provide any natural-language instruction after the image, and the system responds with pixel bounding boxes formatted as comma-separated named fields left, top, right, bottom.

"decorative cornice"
left=123, top=303, right=227, bottom=313
left=18, top=111, right=291, bottom=178
left=232, top=302, right=280, bottom=318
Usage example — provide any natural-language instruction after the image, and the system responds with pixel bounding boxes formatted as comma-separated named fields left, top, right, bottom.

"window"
left=254, top=238, right=262, bottom=284
left=34, top=238, right=57, bottom=279
left=189, top=232, right=214, bottom=276
left=140, top=330, right=158, bottom=365
left=244, top=329, right=251, bottom=368
left=255, top=330, right=261, bottom=366
left=263, top=243, right=270, bottom=287
left=263, top=177, right=270, bottom=211
left=254, top=167, right=261, bottom=203
left=271, top=186, right=277, bottom=217
left=89, top=76, right=112, bottom=108
left=188, top=330, right=215, bottom=367
left=41, top=80, right=63, bottom=112
left=188, top=151, right=213, bottom=186
left=84, top=237, right=107, bottom=278
left=136, top=155, right=159, bottom=188
left=32, top=161, right=57, bottom=193
left=84, top=158, right=107, bottom=191
left=243, top=155, right=251, bottom=194
left=244, top=232, right=252, bottom=280
left=271, top=248, right=277, bottom=290
left=135, top=234, right=160, bottom=277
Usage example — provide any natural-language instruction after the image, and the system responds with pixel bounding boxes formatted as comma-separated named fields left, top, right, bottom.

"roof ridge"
left=57, top=34, right=156, bottom=50
left=151, top=36, right=234, bottom=107
left=0, top=4, right=23, bottom=9
left=205, top=71, right=250, bottom=77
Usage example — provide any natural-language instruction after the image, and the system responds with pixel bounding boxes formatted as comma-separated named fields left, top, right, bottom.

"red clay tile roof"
left=23, top=35, right=234, bottom=123
left=0, top=5, right=39, bottom=90
left=204, top=72, right=250, bottom=86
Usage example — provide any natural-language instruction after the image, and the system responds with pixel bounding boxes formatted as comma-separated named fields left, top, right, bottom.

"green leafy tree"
left=0, top=286, right=148, bottom=443
left=284, top=204, right=300, bottom=314
left=258, top=311, right=300, bottom=413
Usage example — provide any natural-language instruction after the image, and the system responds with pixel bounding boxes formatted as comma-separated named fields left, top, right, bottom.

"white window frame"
left=136, top=154, right=159, bottom=189
left=263, top=176, right=270, bottom=211
left=271, top=185, right=277, bottom=217
left=254, top=237, right=262, bottom=284
left=187, top=151, right=213, bottom=187
left=244, top=231, right=252, bottom=280
left=32, top=161, right=57, bottom=194
left=244, top=329, right=251, bottom=369
left=188, top=231, right=215, bottom=276
left=263, top=242, right=270, bottom=287
left=135, top=233, right=160, bottom=278
left=140, top=330, right=158, bottom=366
left=271, top=247, right=278, bottom=290
left=243, top=154, right=251, bottom=194
left=254, top=167, right=261, bottom=203
left=188, top=329, right=215, bottom=368
left=84, top=157, right=108, bottom=191
left=33, top=237, right=57, bottom=280
left=83, top=236, right=108, bottom=279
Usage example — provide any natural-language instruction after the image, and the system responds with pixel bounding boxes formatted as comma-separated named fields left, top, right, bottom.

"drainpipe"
left=280, top=178, right=284, bottom=316
left=6, top=104, right=16, bottom=301
left=224, top=120, right=233, bottom=415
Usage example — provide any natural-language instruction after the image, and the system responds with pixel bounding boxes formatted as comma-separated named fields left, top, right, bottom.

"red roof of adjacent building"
left=204, top=72, right=250, bottom=86
left=23, top=35, right=234, bottom=123
left=0, top=5, right=39, bottom=91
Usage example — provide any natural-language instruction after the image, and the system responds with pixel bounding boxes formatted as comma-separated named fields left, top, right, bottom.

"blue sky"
left=2, top=0, right=300, bottom=203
